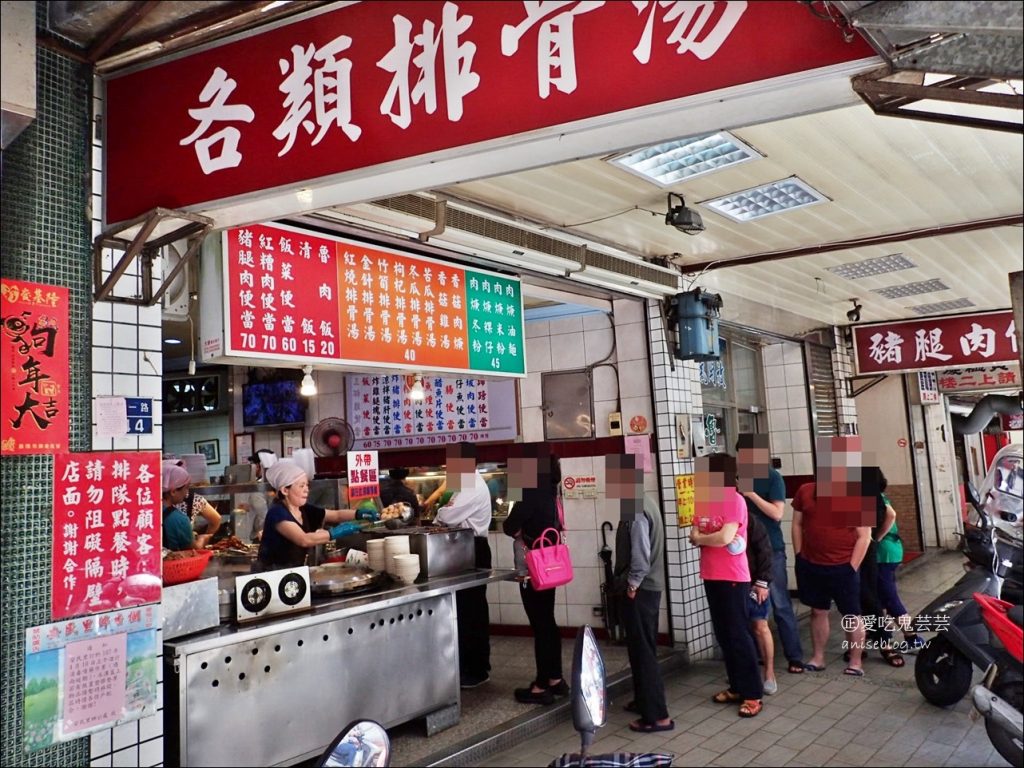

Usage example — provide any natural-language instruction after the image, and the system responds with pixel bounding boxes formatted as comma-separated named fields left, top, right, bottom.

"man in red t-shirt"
left=792, top=436, right=872, bottom=676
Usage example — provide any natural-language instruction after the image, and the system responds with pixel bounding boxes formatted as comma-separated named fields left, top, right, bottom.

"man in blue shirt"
left=737, top=435, right=805, bottom=674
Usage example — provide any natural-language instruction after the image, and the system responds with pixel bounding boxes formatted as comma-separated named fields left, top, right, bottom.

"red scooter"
left=971, top=593, right=1023, bottom=767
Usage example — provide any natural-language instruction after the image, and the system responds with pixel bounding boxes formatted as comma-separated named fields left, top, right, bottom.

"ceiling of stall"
left=40, top=1, right=1023, bottom=352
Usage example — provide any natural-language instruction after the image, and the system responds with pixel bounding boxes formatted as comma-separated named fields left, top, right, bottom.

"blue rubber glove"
left=355, top=508, right=380, bottom=522
left=329, top=522, right=362, bottom=540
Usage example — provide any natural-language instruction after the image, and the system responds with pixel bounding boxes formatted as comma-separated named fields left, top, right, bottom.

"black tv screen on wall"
left=242, top=380, right=306, bottom=428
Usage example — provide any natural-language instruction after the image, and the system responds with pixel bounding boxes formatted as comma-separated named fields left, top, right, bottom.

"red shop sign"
left=52, top=452, right=163, bottom=620
left=852, top=310, right=1018, bottom=375
left=103, top=1, right=871, bottom=223
left=0, top=280, right=70, bottom=455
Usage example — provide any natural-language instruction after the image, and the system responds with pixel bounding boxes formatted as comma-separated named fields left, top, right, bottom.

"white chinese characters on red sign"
left=852, top=311, right=1018, bottom=375
left=938, top=365, right=1021, bottom=393
left=347, top=450, right=380, bottom=501
left=52, top=452, right=162, bottom=620
left=104, top=2, right=870, bottom=222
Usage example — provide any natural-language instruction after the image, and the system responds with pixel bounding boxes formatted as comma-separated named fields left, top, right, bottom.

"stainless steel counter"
left=164, top=569, right=512, bottom=767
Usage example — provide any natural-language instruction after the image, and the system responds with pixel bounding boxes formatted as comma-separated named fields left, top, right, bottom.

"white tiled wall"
left=90, top=87, right=164, bottom=768
left=489, top=300, right=666, bottom=633
left=646, top=301, right=714, bottom=659
left=762, top=342, right=814, bottom=478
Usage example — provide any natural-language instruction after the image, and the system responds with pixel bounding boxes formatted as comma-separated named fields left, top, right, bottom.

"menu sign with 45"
left=221, top=222, right=526, bottom=377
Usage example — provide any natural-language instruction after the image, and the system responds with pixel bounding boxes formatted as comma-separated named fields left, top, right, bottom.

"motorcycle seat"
left=1009, top=604, right=1023, bottom=628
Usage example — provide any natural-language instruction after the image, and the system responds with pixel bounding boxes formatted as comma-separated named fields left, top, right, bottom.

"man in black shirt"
left=379, top=468, right=421, bottom=516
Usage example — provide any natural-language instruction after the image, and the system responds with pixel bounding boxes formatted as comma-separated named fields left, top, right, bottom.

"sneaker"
left=763, top=679, right=778, bottom=696
left=547, top=679, right=570, bottom=697
left=460, top=672, right=490, bottom=689
left=514, top=686, right=555, bottom=705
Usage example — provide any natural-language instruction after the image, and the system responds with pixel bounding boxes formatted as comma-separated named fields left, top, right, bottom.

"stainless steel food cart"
left=163, top=570, right=510, bottom=767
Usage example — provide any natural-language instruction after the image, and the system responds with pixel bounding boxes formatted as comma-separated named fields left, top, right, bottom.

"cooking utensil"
left=308, top=563, right=384, bottom=596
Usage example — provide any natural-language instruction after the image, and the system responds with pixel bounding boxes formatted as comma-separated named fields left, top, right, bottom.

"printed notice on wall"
left=675, top=474, right=695, bottom=527
left=347, top=450, right=380, bottom=501
left=23, top=605, right=159, bottom=752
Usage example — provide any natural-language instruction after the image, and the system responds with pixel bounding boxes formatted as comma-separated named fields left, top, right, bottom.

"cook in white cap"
left=253, top=459, right=378, bottom=572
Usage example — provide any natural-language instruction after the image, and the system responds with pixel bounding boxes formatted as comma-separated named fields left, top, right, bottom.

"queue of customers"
left=160, top=433, right=918, bottom=729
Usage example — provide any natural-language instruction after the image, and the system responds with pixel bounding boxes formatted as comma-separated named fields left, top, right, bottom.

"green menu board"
left=464, top=270, right=526, bottom=375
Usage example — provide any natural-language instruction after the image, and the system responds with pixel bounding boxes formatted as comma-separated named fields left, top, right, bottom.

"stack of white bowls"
left=383, top=535, right=411, bottom=576
left=366, top=539, right=387, bottom=572
left=392, top=553, right=421, bottom=585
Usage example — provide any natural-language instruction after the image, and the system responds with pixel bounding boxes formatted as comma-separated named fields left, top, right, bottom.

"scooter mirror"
left=317, top=719, right=390, bottom=767
left=571, top=625, right=607, bottom=754
left=966, top=481, right=981, bottom=511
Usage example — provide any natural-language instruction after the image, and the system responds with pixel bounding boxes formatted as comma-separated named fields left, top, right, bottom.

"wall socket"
left=608, top=411, right=622, bottom=436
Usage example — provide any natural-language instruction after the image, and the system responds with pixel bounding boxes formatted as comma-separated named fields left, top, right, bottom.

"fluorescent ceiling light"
left=609, top=131, right=763, bottom=187
left=872, top=279, right=949, bottom=299
left=910, top=298, right=975, bottom=315
left=165, top=337, right=183, bottom=345
left=703, top=176, right=829, bottom=222
left=826, top=253, right=916, bottom=280
left=409, top=376, right=426, bottom=402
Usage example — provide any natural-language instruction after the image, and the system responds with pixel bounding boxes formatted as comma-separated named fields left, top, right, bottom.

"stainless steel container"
left=406, top=526, right=476, bottom=579
left=163, top=577, right=220, bottom=640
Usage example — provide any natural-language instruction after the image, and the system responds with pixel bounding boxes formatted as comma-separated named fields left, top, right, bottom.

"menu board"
left=219, top=222, right=526, bottom=377
left=51, top=452, right=162, bottom=620
left=346, top=374, right=519, bottom=450
left=0, top=279, right=70, bottom=455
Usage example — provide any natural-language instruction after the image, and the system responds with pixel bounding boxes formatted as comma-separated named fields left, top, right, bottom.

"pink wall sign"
left=852, top=310, right=1018, bottom=375
left=62, top=633, right=127, bottom=736
left=51, top=452, right=163, bottom=620
left=103, top=1, right=871, bottom=223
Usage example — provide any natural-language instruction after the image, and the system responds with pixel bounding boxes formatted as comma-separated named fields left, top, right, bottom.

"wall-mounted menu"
left=209, top=222, right=526, bottom=377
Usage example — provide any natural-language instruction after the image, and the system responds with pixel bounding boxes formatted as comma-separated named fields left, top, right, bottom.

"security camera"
left=665, top=192, right=705, bottom=235
left=846, top=299, right=862, bottom=323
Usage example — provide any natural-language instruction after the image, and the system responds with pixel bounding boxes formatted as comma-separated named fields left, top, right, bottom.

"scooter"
left=970, top=593, right=1023, bottom=767
left=914, top=486, right=1022, bottom=706
left=317, top=719, right=390, bottom=767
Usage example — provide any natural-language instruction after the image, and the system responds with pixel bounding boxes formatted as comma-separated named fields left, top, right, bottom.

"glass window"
left=699, top=335, right=766, bottom=449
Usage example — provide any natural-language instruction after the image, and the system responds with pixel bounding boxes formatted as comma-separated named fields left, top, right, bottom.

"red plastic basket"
left=162, top=549, right=213, bottom=586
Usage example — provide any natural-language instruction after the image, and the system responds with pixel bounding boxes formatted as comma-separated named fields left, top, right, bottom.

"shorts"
left=747, top=591, right=770, bottom=621
left=795, top=555, right=861, bottom=617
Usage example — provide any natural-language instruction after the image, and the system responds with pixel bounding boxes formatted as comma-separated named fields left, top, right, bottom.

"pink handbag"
left=526, top=527, right=574, bottom=590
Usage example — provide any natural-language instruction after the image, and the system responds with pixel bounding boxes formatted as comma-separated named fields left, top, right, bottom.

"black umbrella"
left=598, top=522, right=623, bottom=643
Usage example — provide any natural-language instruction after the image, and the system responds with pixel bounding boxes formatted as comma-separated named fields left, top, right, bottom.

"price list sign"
left=51, top=452, right=162, bottom=620
left=221, top=222, right=526, bottom=377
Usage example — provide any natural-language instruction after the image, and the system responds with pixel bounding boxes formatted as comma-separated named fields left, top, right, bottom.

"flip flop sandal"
left=879, top=647, right=905, bottom=667
left=787, top=662, right=805, bottom=674
left=629, top=719, right=675, bottom=733
left=738, top=699, right=763, bottom=718
left=712, top=690, right=743, bottom=704
left=843, top=667, right=865, bottom=677
left=802, top=663, right=826, bottom=672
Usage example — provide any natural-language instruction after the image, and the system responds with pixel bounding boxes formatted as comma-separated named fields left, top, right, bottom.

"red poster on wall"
left=0, top=279, right=70, bottom=455
left=51, top=452, right=163, bottom=620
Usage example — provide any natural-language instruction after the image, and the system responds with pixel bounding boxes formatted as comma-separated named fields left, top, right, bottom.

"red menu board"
left=0, top=279, right=70, bottom=455
left=219, top=222, right=526, bottom=376
left=52, top=452, right=162, bottom=620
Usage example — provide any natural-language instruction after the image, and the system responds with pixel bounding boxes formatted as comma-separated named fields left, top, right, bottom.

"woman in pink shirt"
left=689, top=453, right=765, bottom=717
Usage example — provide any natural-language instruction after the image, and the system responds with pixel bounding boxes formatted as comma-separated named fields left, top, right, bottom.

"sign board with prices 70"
left=212, top=222, right=526, bottom=378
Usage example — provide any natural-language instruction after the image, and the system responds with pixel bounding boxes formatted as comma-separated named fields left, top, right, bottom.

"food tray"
left=163, top=549, right=214, bottom=586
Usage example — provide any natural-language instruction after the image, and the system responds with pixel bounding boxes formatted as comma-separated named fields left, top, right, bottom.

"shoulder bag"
left=525, top=496, right=573, bottom=590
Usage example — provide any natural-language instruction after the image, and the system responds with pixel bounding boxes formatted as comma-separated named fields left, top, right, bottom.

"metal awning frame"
left=92, top=207, right=212, bottom=305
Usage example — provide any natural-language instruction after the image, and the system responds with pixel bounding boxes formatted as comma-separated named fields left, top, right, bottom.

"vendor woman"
left=254, top=459, right=379, bottom=572
left=162, top=463, right=202, bottom=551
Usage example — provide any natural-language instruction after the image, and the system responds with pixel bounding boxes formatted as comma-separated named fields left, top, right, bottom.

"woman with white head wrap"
left=253, top=459, right=377, bottom=572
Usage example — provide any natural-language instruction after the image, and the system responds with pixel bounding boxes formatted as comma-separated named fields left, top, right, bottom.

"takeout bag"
left=526, top=527, right=574, bottom=590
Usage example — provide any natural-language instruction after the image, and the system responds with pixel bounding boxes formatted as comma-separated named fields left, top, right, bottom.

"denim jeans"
left=769, top=550, right=804, bottom=664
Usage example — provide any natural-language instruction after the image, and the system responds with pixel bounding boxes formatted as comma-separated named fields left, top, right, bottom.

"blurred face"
left=445, top=447, right=476, bottom=491
left=281, top=475, right=310, bottom=507
left=737, top=446, right=770, bottom=493
left=507, top=456, right=538, bottom=502
left=606, top=455, right=642, bottom=518
left=168, top=483, right=190, bottom=504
